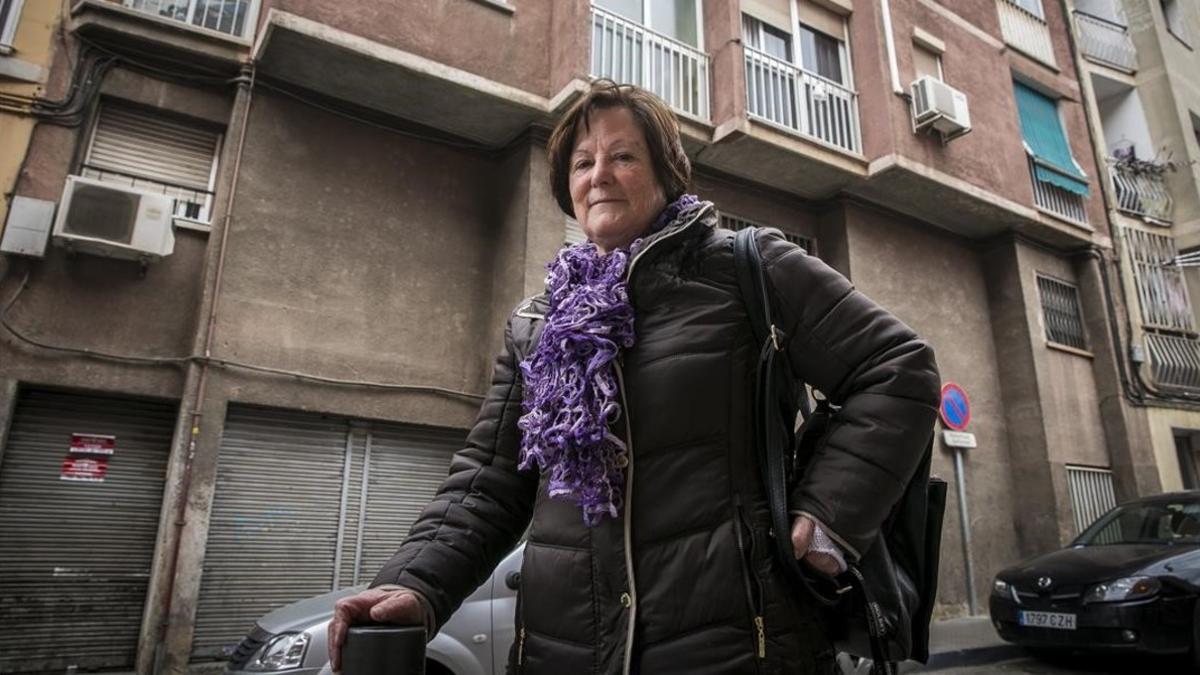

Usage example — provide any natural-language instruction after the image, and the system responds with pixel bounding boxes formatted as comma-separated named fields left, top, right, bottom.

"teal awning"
left=1014, top=81, right=1090, bottom=196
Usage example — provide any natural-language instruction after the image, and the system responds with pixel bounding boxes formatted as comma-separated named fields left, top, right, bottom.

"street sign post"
left=940, top=382, right=977, bottom=614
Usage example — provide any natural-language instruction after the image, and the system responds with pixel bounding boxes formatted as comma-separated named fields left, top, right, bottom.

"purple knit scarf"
left=517, top=194, right=701, bottom=525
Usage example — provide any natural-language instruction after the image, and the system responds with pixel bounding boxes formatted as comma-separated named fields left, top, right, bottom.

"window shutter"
left=87, top=103, right=220, bottom=193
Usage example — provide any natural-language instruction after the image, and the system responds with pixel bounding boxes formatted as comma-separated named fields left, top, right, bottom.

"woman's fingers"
left=328, top=588, right=424, bottom=673
left=791, top=514, right=815, bottom=559
left=369, top=590, right=424, bottom=624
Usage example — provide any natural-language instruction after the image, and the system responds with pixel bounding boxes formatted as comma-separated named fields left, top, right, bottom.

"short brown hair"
left=547, top=80, right=691, bottom=218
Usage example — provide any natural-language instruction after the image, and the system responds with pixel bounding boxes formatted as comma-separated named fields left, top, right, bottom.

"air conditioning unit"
left=911, top=76, right=971, bottom=140
left=52, top=175, right=175, bottom=261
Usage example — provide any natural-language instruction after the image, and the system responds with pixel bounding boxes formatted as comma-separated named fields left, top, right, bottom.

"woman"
left=329, top=81, right=940, bottom=674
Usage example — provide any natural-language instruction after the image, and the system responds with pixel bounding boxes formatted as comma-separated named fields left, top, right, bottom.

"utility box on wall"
left=1, top=196, right=57, bottom=257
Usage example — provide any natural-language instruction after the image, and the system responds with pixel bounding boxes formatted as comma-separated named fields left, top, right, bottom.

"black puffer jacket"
left=373, top=202, right=941, bottom=674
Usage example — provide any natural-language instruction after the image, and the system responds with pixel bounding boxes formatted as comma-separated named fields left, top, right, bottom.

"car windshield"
left=1075, top=500, right=1200, bottom=546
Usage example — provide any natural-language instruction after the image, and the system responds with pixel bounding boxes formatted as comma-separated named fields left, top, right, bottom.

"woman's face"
left=569, top=106, right=667, bottom=254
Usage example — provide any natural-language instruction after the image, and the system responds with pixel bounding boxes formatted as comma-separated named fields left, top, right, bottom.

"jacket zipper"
left=611, top=204, right=710, bottom=675
left=733, top=496, right=767, bottom=664
left=515, top=572, right=526, bottom=671
left=615, top=364, right=638, bottom=675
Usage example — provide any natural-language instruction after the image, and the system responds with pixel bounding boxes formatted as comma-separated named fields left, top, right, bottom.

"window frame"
left=1006, top=0, right=1046, bottom=21
left=594, top=0, right=705, bottom=49
left=0, top=0, right=25, bottom=51
left=1035, top=273, right=1090, bottom=352
left=797, top=21, right=850, bottom=86
left=742, top=12, right=793, bottom=62
left=80, top=99, right=224, bottom=225
left=912, top=42, right=944, bottom=82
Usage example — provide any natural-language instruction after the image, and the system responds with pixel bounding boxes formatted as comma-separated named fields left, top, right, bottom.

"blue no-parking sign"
left=940, top=382, right=971, bottom=431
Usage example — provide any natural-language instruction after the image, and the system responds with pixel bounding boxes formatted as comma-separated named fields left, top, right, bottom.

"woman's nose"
left=590, top=157, right=614, bottom=186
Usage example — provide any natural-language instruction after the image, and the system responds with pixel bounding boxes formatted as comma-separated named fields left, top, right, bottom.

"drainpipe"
left=152, top=63, right=257, bottom=673
left=880, top=0, right=903, bottom=95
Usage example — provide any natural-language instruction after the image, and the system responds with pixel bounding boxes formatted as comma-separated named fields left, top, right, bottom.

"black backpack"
left=733, top=227, right=947, bottom=675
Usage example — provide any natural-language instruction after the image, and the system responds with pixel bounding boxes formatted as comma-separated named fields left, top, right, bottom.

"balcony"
left=1029, top=156, right=1089, bottom=225
left=997, top=0, right=1056, bottom=67
left=1074, top=11, right=1137, bottom=72
left=121, top=0, right=259, bottom=40
left=743, top=46, right=862, bottom=155
left=589, top=6, right=710, bottom=122
left=1108, top=157, right=1173, bottom=223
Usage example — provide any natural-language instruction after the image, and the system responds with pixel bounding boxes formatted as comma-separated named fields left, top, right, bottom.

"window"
left=912, top=44, right=942, bottom=81
left=799, top=24, right=847, bottom=84
left=1162, top=0, right=1192, bottom=46
left=0, top=0, right=24, bottom=50
left=1066, top=465, right=1117, bottom=538
left=593, top=0, right=700, bottom=46
left=1036, top=275, right=1088, bottom=350
left=1013, top=81, right=1090, bottom=197
left=1175, top=433, right=1200, bottom=490
left=1006, top=0, right=1045, bottom=20
left=1123, top=227, right=1193, bottom=332
left=82, top=101, right=223, bottom=223
left=720, top=213, right=816, bottom=255
left=743, top=13, right=792, bottom=62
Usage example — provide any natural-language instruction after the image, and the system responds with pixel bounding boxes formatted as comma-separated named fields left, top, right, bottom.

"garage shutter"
left=193, top=406, right=460, bottom=660
left=0, top=388, right=175, bottom=672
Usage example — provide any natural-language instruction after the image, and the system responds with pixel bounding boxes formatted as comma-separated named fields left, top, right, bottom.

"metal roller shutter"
left=0, top=388, right=176, bottom=672
left=191, top=406, right=351, bottom=659
left=356, top=425, right=462, bottom=583
left=193, top=406, right=461, bottom=660
left=87, top=103, right=220, bottom=193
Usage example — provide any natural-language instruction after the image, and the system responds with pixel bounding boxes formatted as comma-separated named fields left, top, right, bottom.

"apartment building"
left=0, top=0, right=1154, bottom=671
left=1067, top=0, right=1200, bottom=504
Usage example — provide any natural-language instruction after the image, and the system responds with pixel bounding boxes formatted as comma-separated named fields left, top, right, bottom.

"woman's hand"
left=790, top=515, right=841, bottom=576
left=328, top=586, right=426, bottom=672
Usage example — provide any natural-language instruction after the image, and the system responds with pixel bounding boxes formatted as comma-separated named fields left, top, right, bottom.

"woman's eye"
left=574, top=160, right=593, bottom=171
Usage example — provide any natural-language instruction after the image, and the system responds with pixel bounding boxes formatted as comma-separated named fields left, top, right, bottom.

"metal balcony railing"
left=997, top=0, right=1057, bottom=66
left=1145, top=333, right=1200, bottom=391
left=589, top=6, right=710, bottom=121
left=1074, top=11, right=1138, bottom=71
left=1029, top=156, right=1089, bottom=224
left=122, top=0, right=259, bottom=40
left=1124, top=227, right=1194, bottom=333
left=1108, top=157, right=1173, bottom=223
left=743, top=47, right=862, bottom=155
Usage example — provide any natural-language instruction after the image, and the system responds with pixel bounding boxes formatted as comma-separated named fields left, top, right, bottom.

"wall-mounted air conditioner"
left=52, top=175, right=175, bottom=261
left=911, top=76, right=972, bottom=141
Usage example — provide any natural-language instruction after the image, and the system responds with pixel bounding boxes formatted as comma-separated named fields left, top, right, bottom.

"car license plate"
left=1019, top=610, right=1077, bottom=630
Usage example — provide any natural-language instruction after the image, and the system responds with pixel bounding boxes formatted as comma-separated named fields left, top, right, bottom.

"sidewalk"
left=902, top=615, right=1025, bottom=672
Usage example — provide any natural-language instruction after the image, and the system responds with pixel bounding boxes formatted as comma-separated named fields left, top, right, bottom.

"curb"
left=910, top=644, right=1027, bottom=671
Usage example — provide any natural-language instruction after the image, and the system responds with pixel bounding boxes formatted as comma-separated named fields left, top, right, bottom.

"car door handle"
left=506, top=571, right=521, bottom=591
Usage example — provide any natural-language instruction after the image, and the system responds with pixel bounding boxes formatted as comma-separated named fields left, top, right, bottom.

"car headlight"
left=1083, top=576, right=1161, bottom=604
left=247, top=632, right=310, bottom=671
left=992, top=579, right=1010, bottom=596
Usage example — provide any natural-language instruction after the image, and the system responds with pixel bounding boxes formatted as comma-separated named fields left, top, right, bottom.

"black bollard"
left=342, top=624, right=426, bottom=675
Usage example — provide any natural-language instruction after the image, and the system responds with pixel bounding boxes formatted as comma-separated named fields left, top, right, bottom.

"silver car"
left=224, top=545, right=523, bottom=675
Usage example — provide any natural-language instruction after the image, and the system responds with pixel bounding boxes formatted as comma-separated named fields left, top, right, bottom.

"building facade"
left=1065, top=0, right=1200, bottom=502
left=0, top=0, right=1168, bottom=672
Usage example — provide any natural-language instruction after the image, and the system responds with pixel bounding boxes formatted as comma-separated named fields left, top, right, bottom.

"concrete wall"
left=841, top=203, right=1019, bottom=613
left=0, top=0, right=62, bottom=235
left=263, top=0, right=561, bottom=98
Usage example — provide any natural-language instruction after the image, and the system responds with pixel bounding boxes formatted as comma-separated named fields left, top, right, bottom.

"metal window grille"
left=1036, top=275, right=1087, bottom=350
left=1066, top=465, right=1117, bottom=538
left=1123, top=227, right=1195, bottom=333
left=720, top=213, right=817, bottom=255
left=82, top=102, right=222, bottom=223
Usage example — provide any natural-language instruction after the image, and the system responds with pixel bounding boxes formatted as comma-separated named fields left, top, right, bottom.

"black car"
left=990, top=491, right=1200, bottom=662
